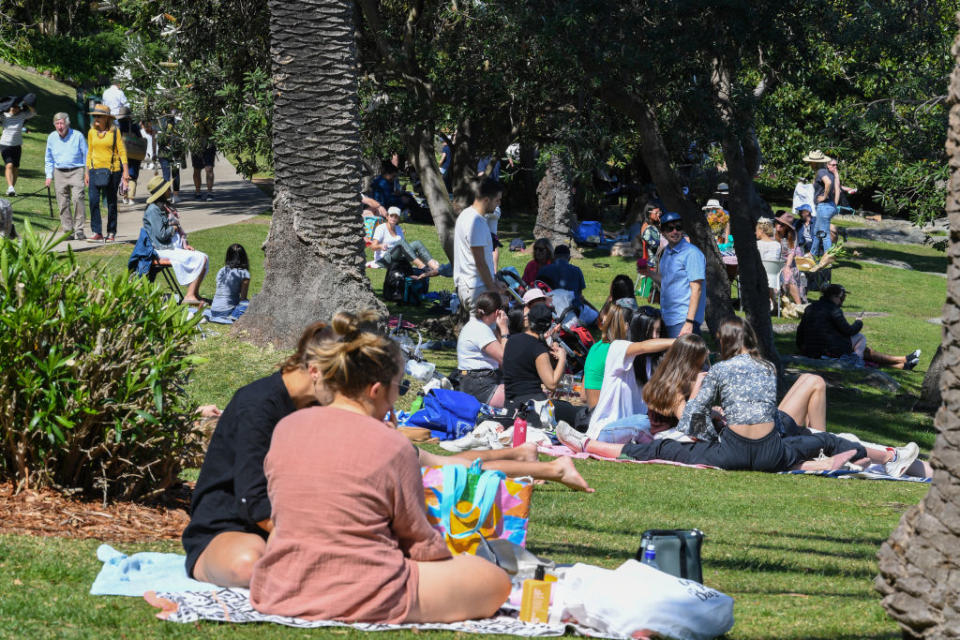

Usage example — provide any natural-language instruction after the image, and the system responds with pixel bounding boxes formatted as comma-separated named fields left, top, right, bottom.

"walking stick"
left=46, top=185, right=54, bottom=219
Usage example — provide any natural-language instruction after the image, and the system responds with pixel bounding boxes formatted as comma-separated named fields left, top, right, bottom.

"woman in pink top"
left=250, top=312, right=511, bottom=623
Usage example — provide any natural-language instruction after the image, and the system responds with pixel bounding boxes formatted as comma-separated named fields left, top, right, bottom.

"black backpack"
left=383, top=259, right=413, bottom=302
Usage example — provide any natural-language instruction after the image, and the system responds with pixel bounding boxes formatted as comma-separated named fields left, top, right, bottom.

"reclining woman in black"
left=559, top=317, right=870, bottom=471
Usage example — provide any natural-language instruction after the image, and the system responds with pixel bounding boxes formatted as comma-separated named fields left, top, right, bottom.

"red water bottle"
left=512, top=411, right=528, bottom=447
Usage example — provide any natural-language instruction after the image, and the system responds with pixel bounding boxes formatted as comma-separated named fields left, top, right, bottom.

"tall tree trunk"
left=534, top=154, right=576, bottom=246
left=408, top=126, right=456, bottom=260
left=719, top=132, right=779, bottom=368
left=450, top=117, right=479, bottom=211
left=712, top=62, right=779, bottom=367
left=236, top=0, right=384, bottom=346
left=875, top=22, right=960, bottom=638
left=915, top=345, right=944, bottom=414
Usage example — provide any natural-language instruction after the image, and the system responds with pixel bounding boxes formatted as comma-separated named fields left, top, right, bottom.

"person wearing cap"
left=369, top=206, right=440, bottom=277
left=456, top=291, right=509, bottom=407
left=85, top=103, right=129, bottom=242
left=797, top=284, right=920, bottom=369
left=44, top=112, right=88, bottom=240
left=0, top=97, right=36, bottom=196
left=536, top=244, right=598, bottom=326
left=453, top=177, right=507, bottom=310
left=142, top=174, right=209, bottom=305
left=639, top=211, right=706, bottom=338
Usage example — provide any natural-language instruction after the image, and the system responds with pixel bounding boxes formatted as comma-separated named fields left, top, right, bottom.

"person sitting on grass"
left=596, top=274, right=639, bottom=326
left=585, top=305, right=673, bottom=443
left=557, top=318, right=873, bottom=472
left=521, top=237, right=553, bottom=286
left=142, top=175, right=208, bottom=305
left=249, top=315, right=511, bottom=623
left=203, top=243, right=251, bottom=324
left=369, top=206, right=441, bottom=278
left=502, top=303, right=580, bottom=427
left=797, top=284, right=920, bottom=370
left=457, top=291, right=509, bottom=407
left=583, top=275, right=642, bottom=409
left=536, top=244, right=599, bottom=326
left=184, top=316, right=593, bottom=589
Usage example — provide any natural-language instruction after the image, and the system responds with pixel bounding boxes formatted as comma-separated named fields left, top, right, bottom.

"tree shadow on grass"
left=526, top=541, right=632, bottom=564
left=854, top=245, right=947, bottom=274
left=753, top=530, right=889, bottom=547
left=707, top=555, right=877, bottom=579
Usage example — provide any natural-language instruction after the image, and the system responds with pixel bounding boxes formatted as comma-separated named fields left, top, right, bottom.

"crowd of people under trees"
left=0, top=77, right=931, bottom=626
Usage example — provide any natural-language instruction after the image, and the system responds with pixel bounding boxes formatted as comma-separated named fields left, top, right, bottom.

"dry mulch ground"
left=0, top=482, right=192, bottom=543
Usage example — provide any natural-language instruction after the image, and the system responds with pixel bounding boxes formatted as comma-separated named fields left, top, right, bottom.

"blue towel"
left=90, top=544, right=217, bottom=596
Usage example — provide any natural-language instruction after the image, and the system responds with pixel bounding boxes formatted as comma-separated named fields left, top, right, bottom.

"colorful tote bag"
left=422, top=460, right=533, bottom=554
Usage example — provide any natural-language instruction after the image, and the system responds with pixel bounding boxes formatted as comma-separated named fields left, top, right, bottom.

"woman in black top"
left=501, top=303, right=579, bottom=425
left=183, top=321, right=337, bottom=587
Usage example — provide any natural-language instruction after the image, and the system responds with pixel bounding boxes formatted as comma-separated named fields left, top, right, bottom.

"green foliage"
left=0, top=225, right=203, bottom=500
left=0, top=15, right=127, bottom=86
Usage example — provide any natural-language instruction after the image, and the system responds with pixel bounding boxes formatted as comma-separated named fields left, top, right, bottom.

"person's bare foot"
left=551, top=456, right=594, bottom=492
left=196, top=404, right=222, bottom=418
left=797, top=449, right=857, bottom=472
left=182, top=297, right=205, bottom=306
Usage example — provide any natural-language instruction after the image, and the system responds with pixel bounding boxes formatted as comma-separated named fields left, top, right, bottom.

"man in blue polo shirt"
left=44, top=112, right=88, bottom=240
left=640, top=211, right=706, bottom=337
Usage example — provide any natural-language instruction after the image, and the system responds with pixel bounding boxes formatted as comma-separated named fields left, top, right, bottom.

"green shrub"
left=0, top=225, right=203, bottom=501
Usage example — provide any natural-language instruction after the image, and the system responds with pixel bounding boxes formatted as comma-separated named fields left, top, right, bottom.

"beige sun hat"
left=802, top=150, right=831, bottom=163
left=702, top=198, right=723, bottom=211
left=146, top=174, right=175, bottom=204
left=88, top=103, right=115, bottom=119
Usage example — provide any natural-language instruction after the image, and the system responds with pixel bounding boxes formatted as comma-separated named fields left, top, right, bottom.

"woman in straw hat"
left=84, top=103, right=129, bottom=242
left=142, top=174, right=208, bottom=304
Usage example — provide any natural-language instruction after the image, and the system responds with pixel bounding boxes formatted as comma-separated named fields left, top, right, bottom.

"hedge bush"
left=0, top=226, right=203, bottom=501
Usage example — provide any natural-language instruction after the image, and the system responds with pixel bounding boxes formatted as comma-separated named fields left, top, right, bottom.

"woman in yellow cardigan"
left=84, top=104, right=129, bottom=242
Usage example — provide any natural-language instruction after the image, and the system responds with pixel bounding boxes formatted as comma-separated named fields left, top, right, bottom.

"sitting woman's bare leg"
left=419, top=446, right=594, bottom=491
left=779, top=373, right=827, bottom=430
left=192, top=531, right=267, bottom=588
left=863, top=347, right=907, bottom=369
left=407, top=555, right=511, bottom=623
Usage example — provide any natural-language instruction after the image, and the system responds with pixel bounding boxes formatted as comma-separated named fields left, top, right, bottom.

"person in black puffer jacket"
left=797, top=284, right=919, bottom=369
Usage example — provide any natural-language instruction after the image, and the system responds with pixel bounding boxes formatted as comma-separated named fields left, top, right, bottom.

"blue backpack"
left=405, top=388, right=482, bottom=440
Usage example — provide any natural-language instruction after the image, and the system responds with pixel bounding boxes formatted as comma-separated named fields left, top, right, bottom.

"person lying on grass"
left=184, top=314, right=591, bottom=589
left=249, top=312, right=511, bottom=623
left=558, top=319, right=870, bottom=472
left=561, top=319, right=920, bottom=475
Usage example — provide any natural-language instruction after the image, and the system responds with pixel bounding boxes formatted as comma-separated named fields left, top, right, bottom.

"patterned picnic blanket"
left=145, top=588, right=621, bottom=638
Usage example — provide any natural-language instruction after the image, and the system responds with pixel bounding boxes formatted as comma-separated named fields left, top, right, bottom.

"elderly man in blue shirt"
left=44, top=112, right=88, bottom=240
left=639, top=211, right=706, bottom=337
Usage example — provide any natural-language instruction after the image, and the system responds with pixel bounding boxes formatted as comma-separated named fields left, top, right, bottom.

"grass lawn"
left=0, top=63, right=947, bottom=639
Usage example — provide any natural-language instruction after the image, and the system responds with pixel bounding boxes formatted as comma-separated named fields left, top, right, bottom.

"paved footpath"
left=52, top=156, right=271, bottom=253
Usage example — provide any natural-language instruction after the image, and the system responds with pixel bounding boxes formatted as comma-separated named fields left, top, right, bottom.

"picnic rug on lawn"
left=536, top=444, right=721, bottom=469
left=144, top=588, right=621, bottom=637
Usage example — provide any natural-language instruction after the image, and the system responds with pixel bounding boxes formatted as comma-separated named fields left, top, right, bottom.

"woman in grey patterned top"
left=558, top=318, right=868, bottom=472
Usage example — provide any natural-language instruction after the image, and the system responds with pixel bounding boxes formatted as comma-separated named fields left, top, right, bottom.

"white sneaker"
left=6, top=186, right=14, bottom=196
left=884, top=442, right=920, bottom=478
left=439, top=421, right=502, bottom=452
left=556, top=420, right=588, bottom=453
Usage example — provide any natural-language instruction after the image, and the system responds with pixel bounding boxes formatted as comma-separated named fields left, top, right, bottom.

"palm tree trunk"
left=236, top=0, right=384, bottom=345
left=875, top=21, right=960, bottom=638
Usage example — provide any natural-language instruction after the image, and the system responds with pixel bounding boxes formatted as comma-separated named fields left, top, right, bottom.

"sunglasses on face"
left=662, top=222, right=683, bottom=232
left=396, top=378, right=410, bottom=396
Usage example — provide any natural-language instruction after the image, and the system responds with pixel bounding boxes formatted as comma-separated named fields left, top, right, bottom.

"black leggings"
left=621, top=427, right=868, bottom=472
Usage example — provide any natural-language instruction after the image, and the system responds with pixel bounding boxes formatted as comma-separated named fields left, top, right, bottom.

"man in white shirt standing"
left=101, top=78, right=129, bottom=117
left=0, top=97, right=36, bottom=196
left=454, top=178, right=506, bottom=311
